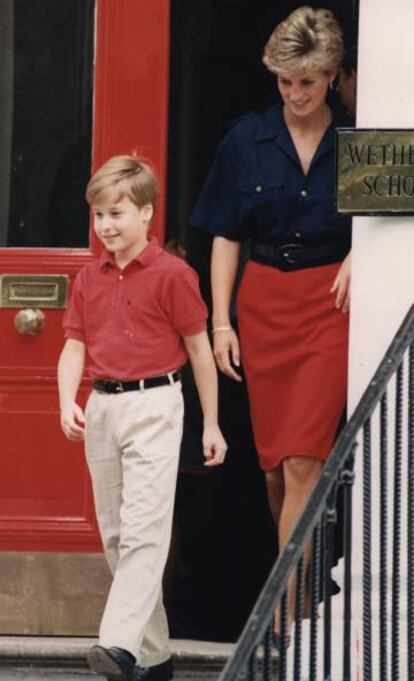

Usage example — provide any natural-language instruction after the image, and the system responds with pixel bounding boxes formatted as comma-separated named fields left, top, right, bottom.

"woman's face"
left=277, top=68, right=332, bottom=118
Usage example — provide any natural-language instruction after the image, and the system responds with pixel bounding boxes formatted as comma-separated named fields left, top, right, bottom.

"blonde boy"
left=58, top=155, right=226, bottom=681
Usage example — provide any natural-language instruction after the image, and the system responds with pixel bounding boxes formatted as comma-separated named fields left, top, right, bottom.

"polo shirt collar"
left=99, top=237, right=163, bottom=269
left=136, top=237, right=163, bottom=266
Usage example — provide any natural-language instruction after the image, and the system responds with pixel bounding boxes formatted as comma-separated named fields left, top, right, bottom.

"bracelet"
left=212, top=326, right=233, bottom=334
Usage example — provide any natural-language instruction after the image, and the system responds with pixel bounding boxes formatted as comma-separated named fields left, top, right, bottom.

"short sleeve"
left=162, top=264, right=208, bottom=337
left=189, top=128, right=248, bottom=242
left=62, top=270, right=86, bottom=342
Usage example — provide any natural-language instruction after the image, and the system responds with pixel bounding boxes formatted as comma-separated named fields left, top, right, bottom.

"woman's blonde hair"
left=86, top=154, right=159, bottom=209
left=263, top=6, right=344, bottom=75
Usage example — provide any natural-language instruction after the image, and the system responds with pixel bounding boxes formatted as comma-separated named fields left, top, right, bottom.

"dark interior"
left=166, top=0, right=359, bottom=641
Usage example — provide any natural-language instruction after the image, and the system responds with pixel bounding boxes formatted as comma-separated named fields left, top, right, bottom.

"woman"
left=190, top=6, right=351, bottom=637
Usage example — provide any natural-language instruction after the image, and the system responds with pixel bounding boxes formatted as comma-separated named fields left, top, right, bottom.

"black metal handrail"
left=219, top=304, right=414, bottom=681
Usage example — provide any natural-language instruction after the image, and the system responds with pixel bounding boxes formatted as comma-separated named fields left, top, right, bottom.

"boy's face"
left=92, top=196, right=153, bottom=265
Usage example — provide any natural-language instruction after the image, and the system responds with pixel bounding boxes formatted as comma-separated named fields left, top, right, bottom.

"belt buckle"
left=278, top=243, right=303, bottom=265
left=114, top=381, right=124, bottom=393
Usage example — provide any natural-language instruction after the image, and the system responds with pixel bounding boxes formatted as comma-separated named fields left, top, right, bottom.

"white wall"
left=348, top=1, right=414, bottom=678
left=349, top=0, right=414, bottom=407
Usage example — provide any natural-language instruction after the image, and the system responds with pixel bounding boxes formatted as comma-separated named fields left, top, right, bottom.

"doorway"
left=166, top=0, right=359, bottom=642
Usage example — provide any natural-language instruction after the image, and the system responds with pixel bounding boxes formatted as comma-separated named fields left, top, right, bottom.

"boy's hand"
left=203, top=425, right=227, bottom=467
left=60, top=402, right=85, bottom=441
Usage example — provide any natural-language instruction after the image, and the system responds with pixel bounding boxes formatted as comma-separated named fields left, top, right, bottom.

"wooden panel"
left=0, top=378, right=100, bottom=551
left=92, top=0, right=170, bottom=246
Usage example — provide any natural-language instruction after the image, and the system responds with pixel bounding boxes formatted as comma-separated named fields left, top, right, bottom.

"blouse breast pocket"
left=238, top=172, right=285, bottom=197
left=238, top=173, right=287, bottom=232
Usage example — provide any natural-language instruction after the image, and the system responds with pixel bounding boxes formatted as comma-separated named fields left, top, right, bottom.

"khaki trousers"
left=85, top=380, right=184, bottom=666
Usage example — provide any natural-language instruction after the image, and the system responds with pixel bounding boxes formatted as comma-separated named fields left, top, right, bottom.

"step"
left=0, top=637, right=234, bottom=675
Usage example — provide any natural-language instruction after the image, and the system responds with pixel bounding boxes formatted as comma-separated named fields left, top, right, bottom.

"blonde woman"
left=190, top=6, right=351, bottom=641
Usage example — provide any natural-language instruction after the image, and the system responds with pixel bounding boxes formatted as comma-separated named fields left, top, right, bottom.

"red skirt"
left=237, top=260, right=348, bottom=471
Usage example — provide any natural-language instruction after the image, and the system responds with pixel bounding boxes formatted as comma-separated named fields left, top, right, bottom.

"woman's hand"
left=213, top=328, right=242, bottom=382
left=330, top=251, right=351, bottom=313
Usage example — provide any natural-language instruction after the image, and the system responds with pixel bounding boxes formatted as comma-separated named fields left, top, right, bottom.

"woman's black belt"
left=250, top=241, right=349, bottom=272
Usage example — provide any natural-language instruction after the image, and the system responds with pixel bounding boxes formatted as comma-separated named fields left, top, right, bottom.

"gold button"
left=300, top=189, right=308, bottom=197
left=255, top=185, right=263, bottom=193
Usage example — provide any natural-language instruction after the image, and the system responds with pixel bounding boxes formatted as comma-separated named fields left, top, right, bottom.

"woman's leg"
left=279, top=456, right=322, bottom=549
left=265, top=466, right=285, bottom=535
left=269, top=456, right=323, bottom=634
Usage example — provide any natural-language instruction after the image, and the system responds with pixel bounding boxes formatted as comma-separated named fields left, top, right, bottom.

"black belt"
left=250, top=241, right=349, bottom=271
left=93, top=371, right=181, bottom=394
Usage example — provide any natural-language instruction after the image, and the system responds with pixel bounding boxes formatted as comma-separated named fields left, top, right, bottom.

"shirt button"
left=119, top=274, right=124, bottom=281
left=300, top=189, right=308, bottom=197
left=255, top=185, right=263, bottom=193
left=295, top=232, right=301, bottom=238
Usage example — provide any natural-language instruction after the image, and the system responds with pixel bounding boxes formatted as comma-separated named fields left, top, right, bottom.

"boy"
left=58, top=155, right=227, bottom=681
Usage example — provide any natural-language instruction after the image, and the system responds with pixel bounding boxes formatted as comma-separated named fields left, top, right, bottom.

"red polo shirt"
left=63, top=238, right=208, bottom=380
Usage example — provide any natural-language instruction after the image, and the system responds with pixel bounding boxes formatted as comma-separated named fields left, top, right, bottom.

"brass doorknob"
left=14, top=308, right=45, bottom=336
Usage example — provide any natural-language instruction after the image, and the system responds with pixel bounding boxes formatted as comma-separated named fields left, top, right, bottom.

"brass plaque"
left=337, top=129, right=414, bottom=214
left=0, top=274, right=68, bottom=308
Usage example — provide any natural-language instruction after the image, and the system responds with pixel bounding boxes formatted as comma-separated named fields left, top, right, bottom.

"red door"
left=0, top=0, right=170, bottom=634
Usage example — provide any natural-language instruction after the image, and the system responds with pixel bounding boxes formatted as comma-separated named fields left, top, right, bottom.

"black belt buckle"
left=94, top=379, right=125, bottom=393
left=277, top=243, right=304, bottom=266
left=252, top=242, right=305, bottom=270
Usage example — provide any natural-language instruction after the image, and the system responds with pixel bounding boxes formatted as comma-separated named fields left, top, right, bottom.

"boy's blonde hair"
left=263, top=6, right=343, bottom=75
left=86, top=155, right=159, bottom=209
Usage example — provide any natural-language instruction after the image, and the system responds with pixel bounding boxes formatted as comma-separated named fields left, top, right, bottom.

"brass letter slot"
left=0, top=274, right=68, bottom=309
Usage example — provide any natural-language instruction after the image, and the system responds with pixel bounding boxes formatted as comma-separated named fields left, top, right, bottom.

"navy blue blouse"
left=190, top=103, right=352, bottom=249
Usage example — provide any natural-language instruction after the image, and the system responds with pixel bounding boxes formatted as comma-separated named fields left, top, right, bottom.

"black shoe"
left=133, top=658, right=173, bottom=681
left=272, top=632, right=291, bottom=652
left=87, top=645, right=136, bottom=680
